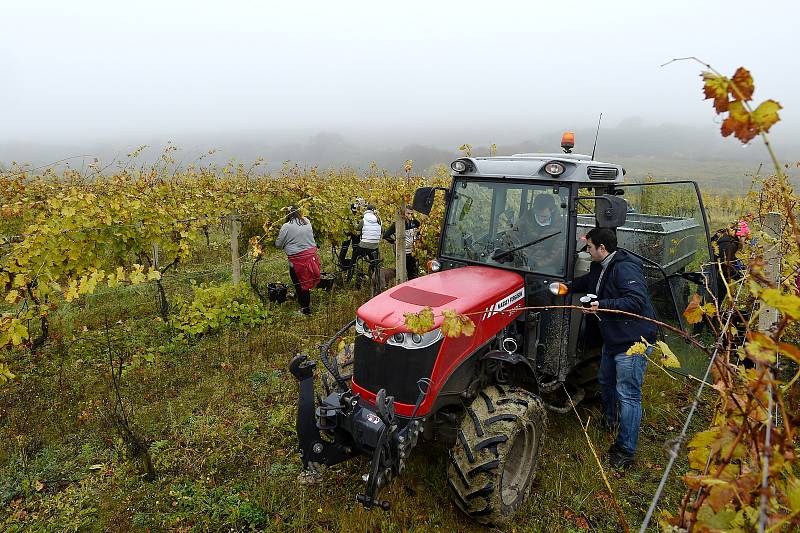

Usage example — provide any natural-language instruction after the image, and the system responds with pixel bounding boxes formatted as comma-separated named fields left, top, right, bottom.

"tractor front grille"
left=587, top=166, right=619, bottom=180
left=353, top=336, right=443, bottom=405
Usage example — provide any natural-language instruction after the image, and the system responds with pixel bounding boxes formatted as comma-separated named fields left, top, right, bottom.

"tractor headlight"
left=386, top=329, right=443, bottom=349
left=451, top=160, right=468, bottom=173
left=544, top=161, right=565, bottom=176
left=355, top=316, right=372, bottom=338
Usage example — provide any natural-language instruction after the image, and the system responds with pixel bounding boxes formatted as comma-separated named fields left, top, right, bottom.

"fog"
left=2, top=0, right=799, bottom=172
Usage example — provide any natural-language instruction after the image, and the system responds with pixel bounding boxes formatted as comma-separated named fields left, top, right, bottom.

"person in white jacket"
left=348, top=205, right=382, bottom=280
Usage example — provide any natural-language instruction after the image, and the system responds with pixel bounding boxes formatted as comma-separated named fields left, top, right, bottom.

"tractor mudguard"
left=480, top=350, right=539, bottom=394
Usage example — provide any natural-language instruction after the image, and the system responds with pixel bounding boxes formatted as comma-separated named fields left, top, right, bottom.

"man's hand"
left=582, top=301, right=599, bottom=314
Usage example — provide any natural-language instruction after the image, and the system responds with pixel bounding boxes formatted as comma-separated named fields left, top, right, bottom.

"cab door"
left=610, top=180, right=715, bottom=332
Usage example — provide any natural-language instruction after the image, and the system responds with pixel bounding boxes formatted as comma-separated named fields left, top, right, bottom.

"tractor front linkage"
left=289, top=321, right=427, bottom=511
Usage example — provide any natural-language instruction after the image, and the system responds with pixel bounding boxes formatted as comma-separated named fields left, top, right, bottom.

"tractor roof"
left=451, top=153, right=625, bottom=184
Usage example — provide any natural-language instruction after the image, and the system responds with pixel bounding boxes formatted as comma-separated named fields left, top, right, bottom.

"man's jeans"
left=599, top=346, right=649, bottom=456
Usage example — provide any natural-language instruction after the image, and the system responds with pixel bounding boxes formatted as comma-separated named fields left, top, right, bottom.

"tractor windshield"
left=442, top=179, right=569, bottom=276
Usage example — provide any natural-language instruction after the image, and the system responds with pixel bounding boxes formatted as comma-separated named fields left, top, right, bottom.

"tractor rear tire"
left=447, top=385, right=547, bottom=525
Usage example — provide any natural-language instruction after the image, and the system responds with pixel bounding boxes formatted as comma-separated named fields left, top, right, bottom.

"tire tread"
left=447, top=386, right=547, bottom=525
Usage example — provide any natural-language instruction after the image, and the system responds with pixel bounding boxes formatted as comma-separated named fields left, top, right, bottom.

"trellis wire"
left=638, top=275, right=746, bottom=532
left=0, top=209, right=277, bottom=246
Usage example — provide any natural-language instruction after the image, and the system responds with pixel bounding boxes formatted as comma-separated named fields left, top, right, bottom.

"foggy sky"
left=2, top=0, right=799, bottom=165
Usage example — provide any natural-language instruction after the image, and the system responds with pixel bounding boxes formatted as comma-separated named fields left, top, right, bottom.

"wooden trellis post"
left=230, top=212, right=241, bottom=285
left=758, top=212, right=782, bottom=334
left=395, top=208, right=407, bottom=284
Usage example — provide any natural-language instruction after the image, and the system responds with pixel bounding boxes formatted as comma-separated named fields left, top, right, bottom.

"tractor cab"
left=290, top=133, right=715, bottom=525
left=412, top=137, right=713, bottom=395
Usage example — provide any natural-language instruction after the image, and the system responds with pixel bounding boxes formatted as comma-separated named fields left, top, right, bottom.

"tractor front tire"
left=447, top=385, right=547, bottom=525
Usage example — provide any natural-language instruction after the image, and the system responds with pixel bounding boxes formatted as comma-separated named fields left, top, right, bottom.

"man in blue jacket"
left=571, top=228, right=658, bottom=469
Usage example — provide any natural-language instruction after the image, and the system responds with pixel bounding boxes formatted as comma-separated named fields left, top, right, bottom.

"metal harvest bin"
left=577, top=213, right=701, bottom=275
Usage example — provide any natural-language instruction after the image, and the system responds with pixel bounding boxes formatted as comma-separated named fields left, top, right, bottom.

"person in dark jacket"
left=383, top=207, right=421, bottom=279
left=517, top=193, right=565, bottom=274
left=571, top=228, right=658, bottom=469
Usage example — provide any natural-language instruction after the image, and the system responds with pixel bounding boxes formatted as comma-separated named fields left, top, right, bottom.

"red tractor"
left=290, top=134, right=715, bottom=525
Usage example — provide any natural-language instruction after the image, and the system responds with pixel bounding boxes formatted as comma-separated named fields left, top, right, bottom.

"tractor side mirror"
left=595, top=195, right=628, bottom=228
left=412, top=187, right=436, bottom=216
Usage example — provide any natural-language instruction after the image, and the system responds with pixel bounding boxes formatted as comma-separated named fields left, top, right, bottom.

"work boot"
left=607, top=443, right=635, bottom=470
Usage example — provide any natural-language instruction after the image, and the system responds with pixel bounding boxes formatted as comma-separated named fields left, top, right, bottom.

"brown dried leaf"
left=721, top=101, right=759, bottom=143
left=730, top=67, right=755, bottom=101
left=683, top=293, right=704, bottom=324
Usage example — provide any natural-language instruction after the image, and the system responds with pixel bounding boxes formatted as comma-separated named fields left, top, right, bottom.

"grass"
left=0, top=240, right=713, bottom=532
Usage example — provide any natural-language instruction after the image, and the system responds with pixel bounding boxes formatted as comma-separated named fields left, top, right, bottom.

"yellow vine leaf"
left=147, top=269, right=162, bottom=281
left=656, top=341, right=681, bottom=368
left=403, top=307, right=435, bottom=334
left=695, top=506, right=739, bottom=530
left=746, top=331, right=800, bottom=365
left=76, top=275, right=90, bottom=295
left=64, top=280, right=80, bottom=302
left=787, top=476, right=800, bottom=512
left=129, top=264, right=146, bottom=285
left=251, top=240, right=263, bottom=259
left=688, top=427, right=721, bottom=450
left=5, top=290, right=20, bottom=304
left=702, top=71, right=731, bottom=112
left=699, top=478, right=731, bottom=487
left=440, top=309, right=476, bottom=338
left=626, top=341, right=648, bottom=356
left=0, top=362, right=15, bottom=384
left=8, top=320, right=28, bottom=346
left=687, top=428, right=721, bottom=469
left=79, top=271, right=103, bottom=295
left=760, top=288, right=800, bottom=319
left=750, top=99, right=782, bottom=133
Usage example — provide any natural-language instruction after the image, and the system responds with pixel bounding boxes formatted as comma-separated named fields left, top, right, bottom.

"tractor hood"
left=356, top=266, right=525, bottom=337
